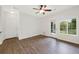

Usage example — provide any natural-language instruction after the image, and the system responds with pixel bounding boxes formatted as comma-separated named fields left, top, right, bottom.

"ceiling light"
left=10, top=11, right=15, bottom=14
left=40, top=10, right=45, bottom=13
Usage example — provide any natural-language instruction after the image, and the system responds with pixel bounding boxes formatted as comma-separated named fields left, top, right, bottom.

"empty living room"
left=0, top=5, right=79, bottom=54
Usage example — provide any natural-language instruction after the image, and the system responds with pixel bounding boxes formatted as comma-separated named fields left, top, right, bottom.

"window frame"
left=51, top=21, right=56, bottom=33
left=60, top=18, right=77, bottom=36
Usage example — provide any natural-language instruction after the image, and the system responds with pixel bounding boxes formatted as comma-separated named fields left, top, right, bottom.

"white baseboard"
left=0, top=40, right=4, bottom=45
left=45, top=34, right=79, bottom=45
left=18, top=34, right=40, bottom=40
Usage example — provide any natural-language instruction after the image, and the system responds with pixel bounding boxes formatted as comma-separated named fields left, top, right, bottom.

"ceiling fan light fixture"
left=33, top=5, right=52, bottom=15
left=39, top=10, right=45, bottom=13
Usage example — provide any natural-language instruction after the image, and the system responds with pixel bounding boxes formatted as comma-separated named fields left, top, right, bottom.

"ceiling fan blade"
left=40, top=5, right=43, bottom=9
left=44, top=5, right=47, bottom=8
left=44, top=9, right=52, bottom=11
left=33, top=8, right=39, bottom=10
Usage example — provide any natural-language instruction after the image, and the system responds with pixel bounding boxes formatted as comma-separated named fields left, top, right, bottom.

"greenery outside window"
left=60, top=18, right=76, bottom=35
left=60, top=21, right=67, bottom=34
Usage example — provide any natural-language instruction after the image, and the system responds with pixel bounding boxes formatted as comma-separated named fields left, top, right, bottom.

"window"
left=60, top=21, right=67, bottom=34
left=51, top=22, right=56, bottom=33
left=60, top=18, right=76, bottom=35
left=68, top=18, right=76, bottom=34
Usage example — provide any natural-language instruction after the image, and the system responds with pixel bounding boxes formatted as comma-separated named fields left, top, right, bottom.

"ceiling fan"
left=33, top=5, right=54, bottom=15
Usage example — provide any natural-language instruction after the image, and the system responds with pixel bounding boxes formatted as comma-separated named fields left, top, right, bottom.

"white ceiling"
left=2, top=5, right=76, bottom=18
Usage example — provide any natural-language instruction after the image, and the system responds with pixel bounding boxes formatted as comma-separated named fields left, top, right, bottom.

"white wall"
left=0, top=6, right=20, bottom=42
left=19, top=12, right=41, bottom=39
left=0, top=7, right=1, bottom=30
left=0, top=6, right=79, bottom=44
left=41, top=6, right=79, bottom=44
left=0, top=6, right=4, bottom=44
left=0, top=6, right=41, bottom=44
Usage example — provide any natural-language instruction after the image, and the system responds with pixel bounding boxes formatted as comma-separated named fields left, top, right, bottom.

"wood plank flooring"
left=0, top=35, right=79, bottom=54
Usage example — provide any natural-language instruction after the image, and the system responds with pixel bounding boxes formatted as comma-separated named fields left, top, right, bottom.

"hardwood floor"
left=0, top=35, right=79, bottom=54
